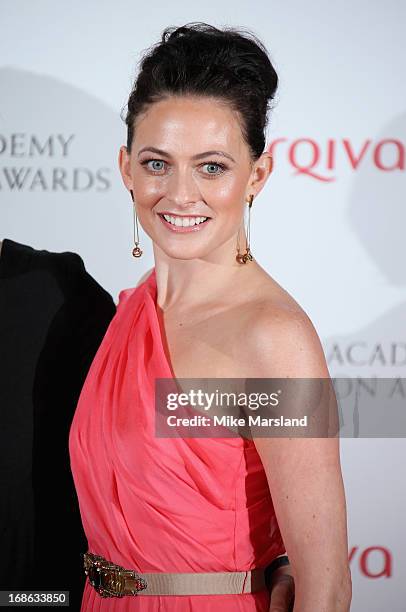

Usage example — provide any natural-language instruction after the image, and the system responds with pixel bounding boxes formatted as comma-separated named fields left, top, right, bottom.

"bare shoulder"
left=242, top=273, right=330, bottom=378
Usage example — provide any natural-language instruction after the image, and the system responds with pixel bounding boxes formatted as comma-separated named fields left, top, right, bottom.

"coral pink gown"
left=69, top=269, right=286, bottom=610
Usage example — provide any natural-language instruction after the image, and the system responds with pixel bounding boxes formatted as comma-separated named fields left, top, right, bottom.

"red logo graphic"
left=268, top=139, right=404, bottom=181
left=349, top=546, right=392, bottom=578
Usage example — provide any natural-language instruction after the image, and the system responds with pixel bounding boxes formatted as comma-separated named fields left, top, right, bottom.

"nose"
left=165, top=166, right=202, bottom=210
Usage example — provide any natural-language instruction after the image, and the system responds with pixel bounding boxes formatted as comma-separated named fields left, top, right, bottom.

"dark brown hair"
left=121, top=22, right=278, bottom=161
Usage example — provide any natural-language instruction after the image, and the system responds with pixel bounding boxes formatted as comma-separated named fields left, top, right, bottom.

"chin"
left=157, top=246, right=209, bottom=261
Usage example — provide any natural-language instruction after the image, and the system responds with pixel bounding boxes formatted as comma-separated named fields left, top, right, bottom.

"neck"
left=152, top=234, right=260, bottom=312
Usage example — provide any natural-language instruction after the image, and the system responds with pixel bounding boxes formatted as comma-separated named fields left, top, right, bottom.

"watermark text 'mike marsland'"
left=167, top=415, right=308, bottom=427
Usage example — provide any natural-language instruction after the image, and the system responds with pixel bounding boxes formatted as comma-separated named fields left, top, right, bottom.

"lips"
left=158, top=212, right=212, bottom=219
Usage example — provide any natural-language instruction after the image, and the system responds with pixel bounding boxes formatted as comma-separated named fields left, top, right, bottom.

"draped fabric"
left=69, top=269, right=285, bottom=610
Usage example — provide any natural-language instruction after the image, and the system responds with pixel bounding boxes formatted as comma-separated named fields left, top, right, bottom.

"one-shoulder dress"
left=69, top=268, right=286, bottom=611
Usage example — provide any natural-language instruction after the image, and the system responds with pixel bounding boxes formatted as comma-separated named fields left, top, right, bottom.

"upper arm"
left=33, top=253, right=116, bottom=407
left=247, top=310, right=350, bottom=586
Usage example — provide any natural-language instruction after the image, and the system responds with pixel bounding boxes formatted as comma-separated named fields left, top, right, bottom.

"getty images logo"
left=268, top=138, right=405, bottom=181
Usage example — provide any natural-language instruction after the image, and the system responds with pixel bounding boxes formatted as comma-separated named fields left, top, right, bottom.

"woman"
left=69, top=23, right=352, bottom=611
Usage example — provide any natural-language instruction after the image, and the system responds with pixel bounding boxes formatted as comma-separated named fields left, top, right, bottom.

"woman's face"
left=119, top=95, right=271, bottom=262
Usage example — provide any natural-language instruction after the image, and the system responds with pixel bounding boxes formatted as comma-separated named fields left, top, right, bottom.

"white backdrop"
left=1, top=1, right=405, bottom=609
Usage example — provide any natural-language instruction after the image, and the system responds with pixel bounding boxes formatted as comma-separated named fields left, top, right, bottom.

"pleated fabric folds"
left=69, top=269, right=285, bottom=611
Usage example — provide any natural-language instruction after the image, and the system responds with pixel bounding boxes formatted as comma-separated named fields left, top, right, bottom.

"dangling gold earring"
left=236, top=194, right=254, bottom=264
left=130, top=189, right=143, bottom=258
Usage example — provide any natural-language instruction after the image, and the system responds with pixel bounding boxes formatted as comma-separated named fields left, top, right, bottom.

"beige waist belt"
left=84, top=552, right=266, bottom=597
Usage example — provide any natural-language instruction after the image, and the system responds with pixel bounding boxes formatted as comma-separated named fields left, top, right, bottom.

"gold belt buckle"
left=83, top=552, right=147, bottom=598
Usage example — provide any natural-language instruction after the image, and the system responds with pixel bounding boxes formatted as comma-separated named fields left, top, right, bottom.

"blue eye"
left=203, top=162, right=226, bottom=175
left=144, top=159, right=165, bottom=172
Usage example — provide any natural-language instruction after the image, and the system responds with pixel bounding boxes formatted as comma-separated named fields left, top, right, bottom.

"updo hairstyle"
left=121, top=22, right=278, bottom=162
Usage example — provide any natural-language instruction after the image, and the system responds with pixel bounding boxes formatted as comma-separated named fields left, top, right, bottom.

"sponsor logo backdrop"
left=1, top=2, right=405, bottom=610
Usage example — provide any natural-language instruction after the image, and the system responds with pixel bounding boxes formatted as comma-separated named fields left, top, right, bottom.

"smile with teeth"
left=160, top=214, right=210, bottom=227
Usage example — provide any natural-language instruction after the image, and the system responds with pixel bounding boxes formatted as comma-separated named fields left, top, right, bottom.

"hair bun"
left=123, top=22, right=279, bottom=159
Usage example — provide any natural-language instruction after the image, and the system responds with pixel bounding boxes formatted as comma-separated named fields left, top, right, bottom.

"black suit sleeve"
left=31, top=252, right=116, bottom=606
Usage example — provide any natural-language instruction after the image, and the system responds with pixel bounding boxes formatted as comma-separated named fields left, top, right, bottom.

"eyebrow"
left=137, top=147, right=236, bottom=163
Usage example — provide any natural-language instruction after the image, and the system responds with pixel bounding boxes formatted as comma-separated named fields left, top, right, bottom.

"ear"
left=118, top=145, right=133, bottom=193
left=246, top=152, right=273, bottom=200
